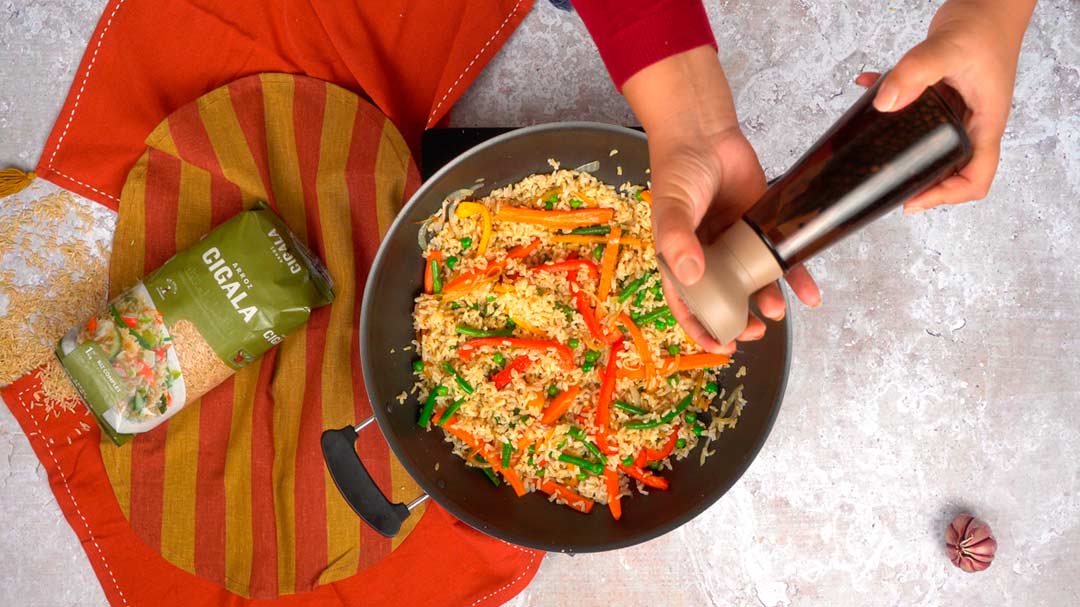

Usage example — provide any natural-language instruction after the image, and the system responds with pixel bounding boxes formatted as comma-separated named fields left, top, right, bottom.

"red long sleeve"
left=572, top=0, right=717, bottom=90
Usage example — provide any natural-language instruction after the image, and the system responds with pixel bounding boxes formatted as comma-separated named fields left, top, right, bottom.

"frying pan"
left=322, top=122, right=791, bottom=552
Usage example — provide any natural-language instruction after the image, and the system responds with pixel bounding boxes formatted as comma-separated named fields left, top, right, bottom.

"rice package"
left=56, top=204, right=334, bottom=444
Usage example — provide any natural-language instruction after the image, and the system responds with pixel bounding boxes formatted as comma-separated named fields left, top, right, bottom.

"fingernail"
left=811, top=292, right=823, bottom=308
left=675, top=257, right=702, bottom=285
left=875, top=83, right=898, bottom=112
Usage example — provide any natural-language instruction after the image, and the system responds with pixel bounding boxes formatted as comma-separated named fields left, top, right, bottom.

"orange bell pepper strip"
left=441, top=259, right=505, bottom=294
left=618, top=464, right=669, bottom=490
left=540, top=385, right=581, bottom=425
left=507, top=238, right=541, bottom=259
left=540, top=480, right=594, bottom=513
left=639, top=190, right=652, bottom=204
left=423, top=250, right=443, bottom=294
left=495, top=206, right=614, bottom=229
left=458, top=338, right=574, bottom=370
left=617, top=353, right=731, bottom=380
left=596, top=226, right=622, bottom=302
left=550, top=234, right=644, bottom=247
left=595, top=337, right=624, bottom=454
left=605, top=468, right=622, bottom=520
left=618, top=313, right=653, bottom=387
left=531, top=259, right=600, bottom=283
left=444, top=423, right=527, bottom=497
left=491, top=355, right=533, bottom=390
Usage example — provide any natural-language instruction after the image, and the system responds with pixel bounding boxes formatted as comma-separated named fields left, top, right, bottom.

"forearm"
left=934, top=0, right=1036, bottom=48
left=622, top=46, right=740, bottom=140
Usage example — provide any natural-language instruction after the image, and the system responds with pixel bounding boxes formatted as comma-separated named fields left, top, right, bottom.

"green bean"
left=412, top=360, right=424, bottom=373
left=624, top=391, right=695, bottom=429
left=417, top=385, right=445, bottom=427
left=617, top=275, right=648, bottom=303
left=637, top=306, right=671, bottom=326
left=577, top=471, right=588, bottom=481
left=501, top=442, right=512, bottom=468
left=480, top=466, right=500, bottom=486
left=613, top=401, right=647, bottom=415
left=431, top=259, right=442, bottom=294
left=633, top=287, right=647, bottom=308
left=567, top=427, right=608, bottom=465
left=455, top=324, right=513, bottom=338
left=557, top=453, right=603, bottom=475
left=567, top=225, right=610, bottom=235
left=441, top=361, right=475, bottom=394
left=436, top=398, right=464, bottom=426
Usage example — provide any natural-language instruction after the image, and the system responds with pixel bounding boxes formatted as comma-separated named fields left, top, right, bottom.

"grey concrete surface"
left=2, top=1, right=1079, bottom=606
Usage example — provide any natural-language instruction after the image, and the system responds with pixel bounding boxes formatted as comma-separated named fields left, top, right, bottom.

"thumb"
left=874, top=37, right=953, bottom=113
left=651, top=195, right=705, bottom=285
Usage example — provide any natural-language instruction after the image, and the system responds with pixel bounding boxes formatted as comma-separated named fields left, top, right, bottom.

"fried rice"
left=409, top=166, right=746, bottom=517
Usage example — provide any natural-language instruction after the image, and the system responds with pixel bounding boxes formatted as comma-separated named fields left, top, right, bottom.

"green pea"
left=667, top=375, right=679, bottom=388
left=667, top=344, right=680, bottom=356
left=528, top=444, right=536, bottom=454
left=446, top=256, right=458, bottom=270
left=648, top=461, right=661, bottom=470
left=450, top=301, right=462, bottom=310
left=584, top=350, right=600, bottom=364
left=634, top=190, right=644, bottom=201
left=547, top=384, right=560, bottom=398
left=556, top=439, right=567, bottom=449
left=577, top=471, right=588, bottom=480
left=621, top=456, right=635, bottom=466
left=435, top=385, right=449, bottom=397
left=654, top=320, right=666, bottom=330
left=704, top=382, right=718, bottom=395
left=676, top=438, right=687, bottom=449
left=537, top=469, right=546, bottom=477
left=568, top=338, right=580, bottom=349
left=684, top=411, right=698, bottom=424
left=693, top=424, right=705, bottom=436
left=493, top=352, right=506, bottom=366
left=570, top=199, right=583, bottom=209
left=582, top=362, right=594, bottom=373
left=527, top=455, right=535, bottom=466
left=537, top=288, right=547, bottom=296
left=592, top=244, right=604, bottom=260
left=546, top=193, right=560, bottom=203
left=544, top=199, right=554, bottom=210
left=486, top=295, right=495, bottom=302
left=460, top=237, right=473, bottom=249
left=412, top=360, right=424, bottom=373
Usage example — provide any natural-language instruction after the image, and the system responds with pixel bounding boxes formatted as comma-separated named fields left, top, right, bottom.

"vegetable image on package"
left=56, top=204, right=335, bottom=444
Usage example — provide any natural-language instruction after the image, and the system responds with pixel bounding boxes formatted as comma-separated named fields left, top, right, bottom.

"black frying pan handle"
left=321, top=424, right=411, bottom=537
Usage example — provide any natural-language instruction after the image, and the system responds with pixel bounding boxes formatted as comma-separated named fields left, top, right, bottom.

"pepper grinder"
left=658, top=78, right=973, bottom=344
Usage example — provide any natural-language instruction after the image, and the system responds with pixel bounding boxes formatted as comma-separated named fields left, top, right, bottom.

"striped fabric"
left=99, top=73, right=424, bottom=599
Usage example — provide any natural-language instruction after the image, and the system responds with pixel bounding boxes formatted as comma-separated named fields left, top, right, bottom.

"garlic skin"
left=945, top=514, right=997, bottom=572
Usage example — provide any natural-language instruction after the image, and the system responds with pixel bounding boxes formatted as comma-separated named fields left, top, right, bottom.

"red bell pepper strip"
left=121, top=315, right=138, bottom=328
left=531, top=259, right=600, bottom=283
left=595, top=337, right=623, bottom=454
left=605, top=468, right=622, bottom=520
left=85, top=316, right=97, bottom=333
left=645, top=426, right=681, bottom=461
left=507, top=238, right=541, bottom=259
left=618, top=464, right=670, bottom=490
left=458, top=337, right=574, bottom=370
left=540, top=480, right=594, bottom=513
left=492, top=355, right=533, bottom=390
left=540, top=385, right=581, bottom=425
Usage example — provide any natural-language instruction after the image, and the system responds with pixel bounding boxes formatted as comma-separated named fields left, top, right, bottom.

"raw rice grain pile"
left=409, top=167, right=746, bottom=518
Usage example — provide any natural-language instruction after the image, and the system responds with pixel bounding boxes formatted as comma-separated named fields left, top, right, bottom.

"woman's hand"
left=623, top=47, right=820, bottom=354
left=859, top=0, right=1036, bottom=213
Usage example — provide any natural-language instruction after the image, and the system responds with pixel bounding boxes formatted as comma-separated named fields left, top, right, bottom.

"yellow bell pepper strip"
left=454, top=202, right=492, bottom=256
left=596, top=226, right=622, bottom=302
left=539, top=385, right=581, bottom=425
left=457, top=337, right=575, bottom=370
left=550, top=234, right=644, bottom=247
left=540, top=480, right=594, bottom=513
left=494, top=206, right=614, bottom=229
left=605, top=468, right=622, bottom=520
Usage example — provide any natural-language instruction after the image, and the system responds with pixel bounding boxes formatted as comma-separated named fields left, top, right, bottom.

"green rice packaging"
left=56, top=204, right=334, bottom=444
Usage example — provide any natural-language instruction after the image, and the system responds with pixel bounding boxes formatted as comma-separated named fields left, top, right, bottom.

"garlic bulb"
left=945, top=513, right=997, bottom=572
